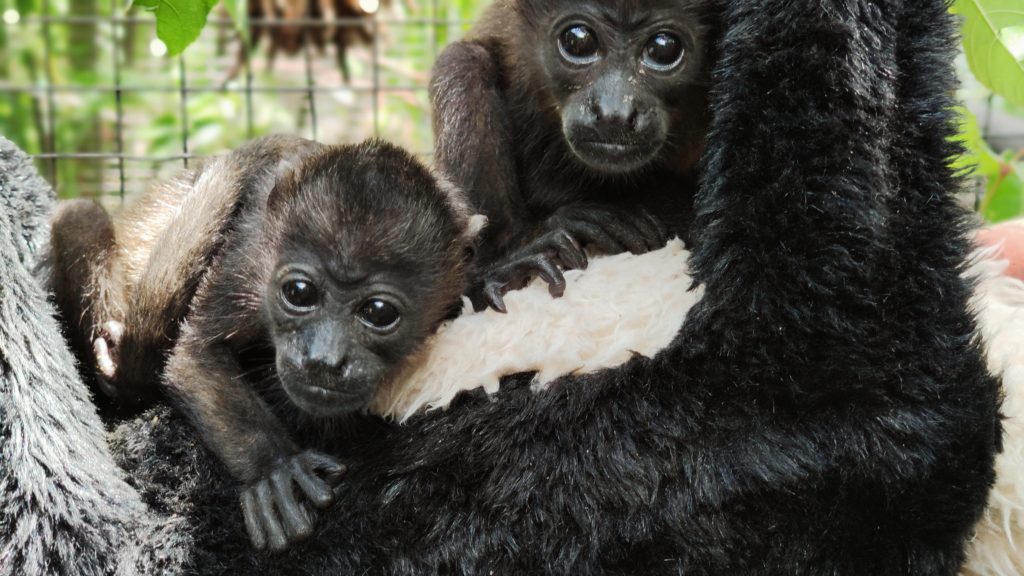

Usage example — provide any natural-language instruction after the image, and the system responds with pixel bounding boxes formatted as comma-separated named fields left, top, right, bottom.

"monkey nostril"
left=628, top=109, right=640, bottom=131
left=589, top=101, right=603, bottom=121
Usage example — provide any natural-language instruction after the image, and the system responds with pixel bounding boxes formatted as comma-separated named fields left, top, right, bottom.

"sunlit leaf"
left=952, top=0, right=1024, bottom=107
left=950, top=107, right=1003, bottom=176
left=131, top=0, right=216, bottom=56
left=980, top=163, right=1024, bottom=222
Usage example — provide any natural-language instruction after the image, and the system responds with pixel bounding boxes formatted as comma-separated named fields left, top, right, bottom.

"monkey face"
left=265, top=258, right=422, bottom=419
left=533, top=1, right=709, bottom=174
left=259, top=140, right=474, bottom=418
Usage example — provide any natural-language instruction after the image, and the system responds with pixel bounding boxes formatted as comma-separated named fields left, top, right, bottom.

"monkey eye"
left=356, top=298, right=401, bottom=332
left=642, top=32, right=685, bottom=71
left=281, top=279, right=320, bottom=311
left=558, top=24, right=600, bottom=65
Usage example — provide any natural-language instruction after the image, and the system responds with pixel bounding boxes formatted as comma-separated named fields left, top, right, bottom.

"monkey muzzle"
left=563, top=101, right=666, bottom=174
left=277, top=354, right=380, bottom=418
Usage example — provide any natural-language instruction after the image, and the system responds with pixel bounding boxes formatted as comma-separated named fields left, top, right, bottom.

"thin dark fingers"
left=241, top=489, right=267, bottom=551
left=271, top=468, right=313, bottom=540
left=558, top=219, right=624, bottom=256
left=255, top=481, right=288, bottom=552
left=544, top=229, right=588, bottom=270
left=302, top=451, right=346, bottom=485
left=483, top=281, right=507, bottom=313
left=294, top=458, right=337, bottom=508
left=531, top=256, right=566, bottom=298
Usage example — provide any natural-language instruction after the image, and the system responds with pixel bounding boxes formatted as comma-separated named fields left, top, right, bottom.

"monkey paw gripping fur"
left=1, top=1, right=1021, bottom=575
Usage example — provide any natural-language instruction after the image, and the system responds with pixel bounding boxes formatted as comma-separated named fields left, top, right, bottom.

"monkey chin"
left=565, top=137, right=662, bottom=176
left=278, top=373, right=377, bottom=419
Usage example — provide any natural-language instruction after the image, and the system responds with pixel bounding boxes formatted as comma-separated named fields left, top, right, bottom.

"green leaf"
left=950, top=107, right=1002, bottom=175
left=131, top=0, right=216, bottom=56
left=952, top=0, right=1024, bottom=107
left=980, top=164, right=1024, bottom=222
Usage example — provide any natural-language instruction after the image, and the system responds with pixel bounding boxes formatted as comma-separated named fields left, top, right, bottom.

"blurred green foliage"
left=0, top=0, right=486, bottom=199
left=4, top=0, right=1022, bottom=222
left=952, top=0, right=1024, bottom=222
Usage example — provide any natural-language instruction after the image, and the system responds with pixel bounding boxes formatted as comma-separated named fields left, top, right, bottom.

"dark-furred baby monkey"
left=431, top=0, right=714, bottom=311
left=48, top=135, right=483, bottom=551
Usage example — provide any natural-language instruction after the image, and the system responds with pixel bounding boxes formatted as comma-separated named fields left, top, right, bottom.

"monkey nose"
left=590, top=101, right=642, bottom=134
left=302, top=350, right=348, bottom=372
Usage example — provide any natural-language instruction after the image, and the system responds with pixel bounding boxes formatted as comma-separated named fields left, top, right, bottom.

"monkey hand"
left=468, top=204, right=667, bottom=313
left=239, top=450, right=346, bottom=552
left=544, top=203, right=668, bottom=258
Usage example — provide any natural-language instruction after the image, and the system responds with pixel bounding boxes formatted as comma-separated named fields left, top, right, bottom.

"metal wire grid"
left=0, top=1, right=474, bottom=202
left=2, top=5, right=1022, bottom=206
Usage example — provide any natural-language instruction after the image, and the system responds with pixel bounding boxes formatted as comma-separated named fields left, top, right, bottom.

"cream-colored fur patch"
left=370, top=239, right=700, bottom=421
left=366, top=235, right=1022, bottom=574
left=964, top=248, right=1024, bottom=576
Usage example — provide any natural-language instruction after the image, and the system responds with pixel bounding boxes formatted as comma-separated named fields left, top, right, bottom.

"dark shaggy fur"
left=0, top=0, right=1002, bottom=573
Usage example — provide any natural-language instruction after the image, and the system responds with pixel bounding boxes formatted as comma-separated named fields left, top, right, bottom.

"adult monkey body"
left=431, top=0, right=712, bottom=311
left=49, top=135, right=481, bottom=551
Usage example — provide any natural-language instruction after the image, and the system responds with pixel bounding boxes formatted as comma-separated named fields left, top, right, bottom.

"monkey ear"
left=460, top=214, right=488, bottom=264
left=465, top=214, right=488, bottom=241
left=431, top=170, right=487, bottom=242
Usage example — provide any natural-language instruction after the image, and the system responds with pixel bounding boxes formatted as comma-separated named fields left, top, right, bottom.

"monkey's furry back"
left=0, top=0, right=1013, bottom=574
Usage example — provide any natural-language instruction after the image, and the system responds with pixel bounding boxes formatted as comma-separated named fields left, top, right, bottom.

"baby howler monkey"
left=431, top=0, right=714, bottom=311
left=49, top=135, right=483, bottom=551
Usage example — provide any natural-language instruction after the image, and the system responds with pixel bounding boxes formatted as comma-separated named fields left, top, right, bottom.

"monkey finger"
left=560, top=206, right=643, bottom=254
left=482, top=281, right=508, bottom=314
left=293, top=461, right=336, bottom=509
left=255, top=481, right=289, bottom=552
left=531, top=257, right=566, bottom=298
left=101, top=319, right=125, bottom=344
left=542, top=229, right=587, bottom=270
left=593, top=217, right=652, bottom=255
left=271, top=468, right=314, bottom=541
left=637, top=211, right=669, bottom=251
left=300, top=451, right=347, bottom=485
left=93, top=337, right=118, bottom=384
left=241, top=489, right=268, bottom=551
left=559, top=219, right=625, bottom=257
left=468, top=285, right=493, bottom=313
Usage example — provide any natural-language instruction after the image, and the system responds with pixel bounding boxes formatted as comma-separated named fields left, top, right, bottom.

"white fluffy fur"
left=370, top=239, right=701, bottom=421
left=963, top=246, right=1024, bottom=575
left=368, top=236, right=1024, bottom=573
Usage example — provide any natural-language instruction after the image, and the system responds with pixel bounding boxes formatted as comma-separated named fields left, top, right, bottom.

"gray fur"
left=0, top=138, right=177, bottom=576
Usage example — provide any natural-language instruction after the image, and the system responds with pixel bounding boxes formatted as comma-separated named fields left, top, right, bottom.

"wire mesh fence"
left=1, top=1, right=1022, bottom=213
left=0, top=0, right=477, bottom=205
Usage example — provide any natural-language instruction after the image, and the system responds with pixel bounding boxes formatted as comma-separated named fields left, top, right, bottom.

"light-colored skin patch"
left=370, top=238, right=702, bottom=421
left=976, top=219, right=1024, bottom=281
left=93, top=320, right=124, bottom=381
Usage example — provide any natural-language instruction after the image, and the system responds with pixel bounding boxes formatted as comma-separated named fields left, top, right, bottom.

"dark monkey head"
left=515, top=0, right=711, bottom=174
left=261, top=141, right=481, bottom=418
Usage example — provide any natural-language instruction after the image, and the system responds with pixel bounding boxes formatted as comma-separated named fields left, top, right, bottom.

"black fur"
left=0, top=0, right=1002, bottom=573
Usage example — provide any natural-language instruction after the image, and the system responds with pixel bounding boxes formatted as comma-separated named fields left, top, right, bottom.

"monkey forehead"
left=519, top=0, right=706, bottom=29
left=269, top=143, right=463, bottom=232
left=273, top=195, right=464, bottom=285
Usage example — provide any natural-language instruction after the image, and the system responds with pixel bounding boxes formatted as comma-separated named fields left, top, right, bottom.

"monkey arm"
left=164, top=324, right=345, bottom=552
left=468, top=203, right=668, bottom=312
left=430, top=40, right=528, bottom=263
left=47, top=199, right=126, bottom=395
